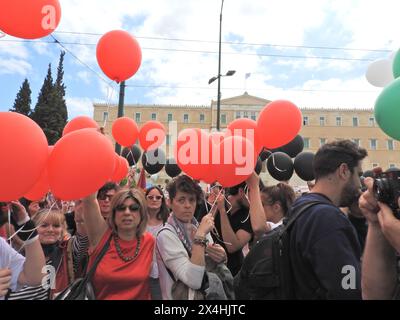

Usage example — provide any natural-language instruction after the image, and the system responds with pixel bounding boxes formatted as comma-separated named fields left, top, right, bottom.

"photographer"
left=359, top=168, right=400, bottom=299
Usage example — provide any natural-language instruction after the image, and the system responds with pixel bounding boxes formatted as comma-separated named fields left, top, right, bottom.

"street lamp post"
left=208, top=0, right=235, bottom=131
left=115, top=81, right=126, bottom=154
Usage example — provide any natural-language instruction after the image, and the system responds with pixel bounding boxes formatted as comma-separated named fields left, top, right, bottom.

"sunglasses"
left=146, top=195, right=163, bottom=201
left=115, top=203, right=140, bottom=212
left=98, top=193, right=113, bottom=201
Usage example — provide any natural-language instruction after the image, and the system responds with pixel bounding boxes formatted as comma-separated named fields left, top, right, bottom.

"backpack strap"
left=283, top=200, right=331, bottom=232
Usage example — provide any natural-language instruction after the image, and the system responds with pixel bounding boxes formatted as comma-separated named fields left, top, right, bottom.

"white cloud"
left=0, top=58, right=32, bottom=75
left=66, top=96, right=94, bottom=119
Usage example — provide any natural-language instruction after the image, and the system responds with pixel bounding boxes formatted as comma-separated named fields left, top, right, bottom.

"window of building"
left=319, top=116, right=325, bottom=126
left=303, top=116, right=309, bottom=126
left=372, top=163, right=379, bottom=168
left=221, top=114, right=227, bottom=124
left=168, top=113, right=173, bottom=122
left=135, top=112, right=141, bottom=123
left=352, top=139, right=360, bottom=147
left=151, top=113, right=157, bottom=121
left=370, top=139, right=377, bottom=150
left=369, top=117, right=375, bottom=127
left=389, top=163, right=396, bottom=169
left=236, top=111, right=241, bottom=119
left=336, top=116, right=342, bottom=126
left=251, top=112, right=256, bottom=121
left=387, top=139, right=394, bottom=150
left=166, top=134, right=170, bottom=146
left=352, top=117, right=359, bottom=127
left=243, top=111, right=248, bottom=118
left=183, top=114, right=189, bottom=123
left=303, top=137, right=310, bottom=149
left=320, top=138, right=326, bottom=146
left=200, top=114, right=205, bottom=123
left=103, top=112, right=108, bottom=121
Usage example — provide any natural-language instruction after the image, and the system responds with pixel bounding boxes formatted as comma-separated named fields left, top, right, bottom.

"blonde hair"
left=107, top=188, right=148, bottom=238
left=32, top=208, right=68, bottom=241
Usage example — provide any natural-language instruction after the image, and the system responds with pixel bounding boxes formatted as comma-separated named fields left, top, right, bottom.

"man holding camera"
left=359, top=168, right=400, bottom=299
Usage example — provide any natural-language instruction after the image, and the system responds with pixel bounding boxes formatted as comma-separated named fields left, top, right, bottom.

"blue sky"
left=1, top=0, right=399, bottom=120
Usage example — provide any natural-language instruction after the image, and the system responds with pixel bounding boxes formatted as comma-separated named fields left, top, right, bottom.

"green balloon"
left=375, top=77, right=400, bottom=140
left=393, top=49, right=400, bottom=79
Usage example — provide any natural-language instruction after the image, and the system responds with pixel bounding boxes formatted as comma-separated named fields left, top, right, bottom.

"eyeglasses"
left=146, top=195, right=163, bottom=201
left=98, top=193, right=113, bottom=201
left=115, top=204, right=140, bottom=212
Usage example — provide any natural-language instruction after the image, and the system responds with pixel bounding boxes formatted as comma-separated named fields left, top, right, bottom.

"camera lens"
left=373, top=178, right=392, bottom=204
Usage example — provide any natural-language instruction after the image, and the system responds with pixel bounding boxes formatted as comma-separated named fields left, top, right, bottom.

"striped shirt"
left=7, top=233, right=89, bottom=300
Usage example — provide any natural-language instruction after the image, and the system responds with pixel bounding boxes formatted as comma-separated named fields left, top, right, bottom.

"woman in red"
left=83, top=188, right=154, bottom=300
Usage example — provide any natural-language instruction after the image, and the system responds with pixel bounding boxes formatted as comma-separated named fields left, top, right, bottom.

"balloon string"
left=127, top=149, right=137, bottom=167
left=204, top=187, right=232, bottom=246
left=103, top=81, right=116, bottom=129
left=241, top=185, right=250, bottom=223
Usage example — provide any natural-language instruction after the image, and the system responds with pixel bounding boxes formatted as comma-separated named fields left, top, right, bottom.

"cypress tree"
left=55, top=51, right=68, bottom=124
left=10, top=78, right=32, bottom=116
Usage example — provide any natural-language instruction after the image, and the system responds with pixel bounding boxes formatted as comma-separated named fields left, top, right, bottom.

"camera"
left=373, top=170, right=400, bottom=218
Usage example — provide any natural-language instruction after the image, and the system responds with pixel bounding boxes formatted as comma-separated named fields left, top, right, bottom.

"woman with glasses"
left=145, top=186, right=169, bottom=300
left=82, top=188, right=154, bottom=300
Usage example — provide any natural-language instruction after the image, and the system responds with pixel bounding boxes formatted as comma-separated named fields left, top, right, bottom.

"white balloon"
left=366, top=59, right=394, bottom=87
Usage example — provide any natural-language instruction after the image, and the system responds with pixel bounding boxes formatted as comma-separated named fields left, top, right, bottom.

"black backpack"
left=234, top=200, right=326, bottom=300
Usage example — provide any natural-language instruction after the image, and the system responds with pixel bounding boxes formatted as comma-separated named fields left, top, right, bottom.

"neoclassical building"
left=93, top=92, right=399, bottom=186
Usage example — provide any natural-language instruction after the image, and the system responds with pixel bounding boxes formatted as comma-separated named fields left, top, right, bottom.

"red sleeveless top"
left=88, top=229, right=155, bottom=300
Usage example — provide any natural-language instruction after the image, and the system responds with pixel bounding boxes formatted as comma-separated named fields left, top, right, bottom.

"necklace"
left=114, top=234, right=141, bottom=262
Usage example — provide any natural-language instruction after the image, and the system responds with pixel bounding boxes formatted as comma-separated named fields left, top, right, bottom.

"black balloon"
left=266, top=152, right=294, bottom=181
left=273, top=135, right=304, bottom=158
left=141, top=148, right=166, bottom=175
left=255, top=157, right=263, bottom=175
left=294, top=152, right=315, bottom=181
left=259, top=149, right=272, bottom=162
left=165, top=158, right=182, bottom=178
left=121, top=144, right=142, bottom=166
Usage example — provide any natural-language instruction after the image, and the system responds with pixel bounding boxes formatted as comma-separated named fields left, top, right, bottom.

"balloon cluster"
left=373, top=50, right=400, bottom=141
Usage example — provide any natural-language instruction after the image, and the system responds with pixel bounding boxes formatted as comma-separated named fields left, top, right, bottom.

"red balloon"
left=257, top=100, right=302, bottom=149
left=215, top=136, right=257, bottom=188
left=111, top=156, right=129, bottom=183
left=112, top=117, right=139, bottom=147
left=0, top=0, right=61, bottom=39
left=139, top=121, right=166, bottom=151
left=24, top=169, right=49, bottom=201
left=48, top=129, right=116, bottom=200
left=0, top=112, right=48, bottom=201
left=226, top=118, right=263, bottom=153
left=201, top=134, right=221, bottom=184
left=24, top=146, right=54, bottom=200
left=175, top=128, right=209, bottom=180
left=63, top=116, right=99, bottom=136
left=96, top=30, right=142, bottom=82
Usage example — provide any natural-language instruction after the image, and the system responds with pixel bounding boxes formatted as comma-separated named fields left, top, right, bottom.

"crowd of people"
left=1, top=139, right=399, bottom=300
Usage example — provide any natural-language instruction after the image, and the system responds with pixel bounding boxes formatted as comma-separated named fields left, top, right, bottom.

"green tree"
left=55, top=51, right=68, bottom=124
left=10, top=78, right=32, bottom=116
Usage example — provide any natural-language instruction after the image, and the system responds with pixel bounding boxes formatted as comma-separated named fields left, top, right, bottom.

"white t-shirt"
left=147, top=223, right=164, bottom=279
left=0, top=237, right=25, bottom=296
left=266, top=219, right=283, bottom=230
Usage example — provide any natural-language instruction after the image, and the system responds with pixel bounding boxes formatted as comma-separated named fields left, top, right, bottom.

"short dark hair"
left=98, top=182, right=120, bottom=198
left=167, top=175, right=204, bottom=203
left=313, top=140, right=367, bottom=180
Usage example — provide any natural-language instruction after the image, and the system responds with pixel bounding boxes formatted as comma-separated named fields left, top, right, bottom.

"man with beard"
left=211, top=182, right=253, bottom=276
left=289, top=139, right=367, bottom=299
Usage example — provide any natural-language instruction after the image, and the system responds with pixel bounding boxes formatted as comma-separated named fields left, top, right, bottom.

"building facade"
left=93, top=92, right=399, bottom=186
